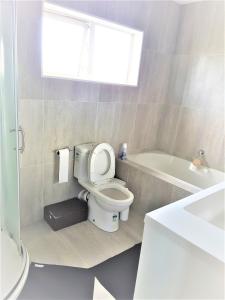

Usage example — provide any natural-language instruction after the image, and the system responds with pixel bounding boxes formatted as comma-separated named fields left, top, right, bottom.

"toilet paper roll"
left=57, top=148, right=69, bottom=183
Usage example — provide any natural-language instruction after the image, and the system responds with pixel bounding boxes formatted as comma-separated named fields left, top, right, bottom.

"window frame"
left=41, top=2, right=144, bottom=87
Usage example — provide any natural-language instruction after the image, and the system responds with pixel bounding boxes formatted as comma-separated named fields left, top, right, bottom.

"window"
left=42, top=3, right=143, bottom=86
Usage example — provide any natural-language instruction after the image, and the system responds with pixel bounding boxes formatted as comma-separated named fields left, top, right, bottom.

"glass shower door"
left=0, top=2, right=29, bottom=299
left=0, top=0, right=21, bottom=251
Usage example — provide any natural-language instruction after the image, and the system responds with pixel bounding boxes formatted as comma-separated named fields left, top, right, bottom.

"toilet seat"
left=79, top=180, right=134, bottom=213
left=88, top=143, right=115, bottom=184
left=96, top=182, right=133, bottom=208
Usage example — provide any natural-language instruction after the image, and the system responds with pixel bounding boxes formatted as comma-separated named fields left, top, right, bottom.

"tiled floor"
left=21, top=210, right=144, bottom=268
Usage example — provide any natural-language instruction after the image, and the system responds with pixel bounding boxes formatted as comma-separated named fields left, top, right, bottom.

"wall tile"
left=166, top=1, right=225, bottom=172
left=130, top=103, right=163, bottom=152
left=182, top=55, right=224, bottom=111
left=158, top=1, right=181, bottom=54
left=43, top=77, right=100, bottom=103
left=95, top=102, right=116, bottom=144
left=49, top=0, right=148, bottom=30
left=19, top=99, right=44, bottom=168
left=198, top=109, right=224, bottom=171
left=111, top=103, right=136, bottom=153
left=157, top=104, right=181, bottom=154
left=157, top=54, right=173, bottom=104
left=144, top=103, right=164, bottom=150
left=43, top=100, right=98, bottom=164
left=99, top=84, right=139, bottom=103
left=71, top=81, right=100, bottom=102
left=174, top=107, right=204, bottom=161
left=43, top=160, right=82, bottom=206
left=167, top=85, right=225, bottom=171
left=138, top=51, right=172, bottom=103
left=176, top=1, right=224, bottom=55
left=69, top=102, right=98, bottom=146
left=20, top=164, right=44, bottom=227
left=17, top=1, right=43, bottom=99
left=167, top=54, right=189, bottom=104
left=43, top=78, right=74, bottom=101
left=143, top=1, right=166, bottom=52
left=144, top=1, right=180, bottom=54
left=208, top=1, right=224, bottom=54
left=112, top=1, right=148, bottom=30
left=99, top=85, right=121, bottom=102
left=137, top=50, right=156, bottom=103
left=49, top=0, right=108, bottom=21
left=129, top=104, right=151, bottom=152
left=43, top=100, right=71, bottom=164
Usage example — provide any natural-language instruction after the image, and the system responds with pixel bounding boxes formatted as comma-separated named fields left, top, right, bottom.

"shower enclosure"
left=0, top=1, right=29, bottom=299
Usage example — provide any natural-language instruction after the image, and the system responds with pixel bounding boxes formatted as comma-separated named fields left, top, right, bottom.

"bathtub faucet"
left=198, top=149, right=205, bottom=157
left=192, top=149, right=206, bottom=168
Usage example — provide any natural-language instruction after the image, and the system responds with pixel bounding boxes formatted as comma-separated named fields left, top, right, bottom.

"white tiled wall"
left=157, top=1, right=224, bottom=171
left=17, top=0, right=180, bottom=227
left=17, top=0, right=224, bottom=227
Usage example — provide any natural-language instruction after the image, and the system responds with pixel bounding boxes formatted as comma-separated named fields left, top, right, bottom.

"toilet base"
left=88, top=195, right=119, bottom=232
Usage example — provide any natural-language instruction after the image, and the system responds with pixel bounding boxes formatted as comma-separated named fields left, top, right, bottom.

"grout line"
left=42, top=98, right=45, bottom=209
left=94, top=101, right=99, bottom=142
left=170, top=105, right=182, bottom=155
left=127, top=101, right=139, bottom=156
left=111, top=102, right=118, bottom=143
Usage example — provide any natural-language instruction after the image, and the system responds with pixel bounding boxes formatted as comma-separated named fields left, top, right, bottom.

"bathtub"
left=126, top=152, right=225, bottom=193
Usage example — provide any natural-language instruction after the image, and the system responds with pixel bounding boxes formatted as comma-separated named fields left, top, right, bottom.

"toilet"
left=74, top=143, right=134, bottom=232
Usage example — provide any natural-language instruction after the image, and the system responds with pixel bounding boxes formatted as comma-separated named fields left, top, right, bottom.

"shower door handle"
left=10, top=126, right=25, bottom=153
left=18, top=126, right=25, bottom=153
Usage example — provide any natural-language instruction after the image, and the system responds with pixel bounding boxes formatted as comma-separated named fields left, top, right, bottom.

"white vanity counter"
left=134, top=181, right=225, bottom=299
left=148, top=181, right=225, bottom=262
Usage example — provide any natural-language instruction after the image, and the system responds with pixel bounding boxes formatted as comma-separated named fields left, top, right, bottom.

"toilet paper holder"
left=55, top=147, right=74, bottom=155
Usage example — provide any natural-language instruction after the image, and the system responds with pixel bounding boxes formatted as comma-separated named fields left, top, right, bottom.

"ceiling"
left=173, top=0, right=205, bottom=4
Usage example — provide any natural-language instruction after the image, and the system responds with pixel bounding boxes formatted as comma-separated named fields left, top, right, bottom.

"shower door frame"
left=0, top=0, right=21, bottom=251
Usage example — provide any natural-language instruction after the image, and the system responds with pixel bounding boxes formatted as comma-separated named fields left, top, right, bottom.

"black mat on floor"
left=19, top=243, right=141, bottom=300
left=19, top=264, right=95, bottom=300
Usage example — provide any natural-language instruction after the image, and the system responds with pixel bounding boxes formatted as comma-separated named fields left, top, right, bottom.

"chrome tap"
left=192, top=149, right=206, bottom=168
left=198, top=149, right=205, bottom=157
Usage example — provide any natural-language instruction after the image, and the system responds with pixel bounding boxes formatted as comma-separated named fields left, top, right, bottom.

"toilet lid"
left=88, top=143, right=115, bottom=183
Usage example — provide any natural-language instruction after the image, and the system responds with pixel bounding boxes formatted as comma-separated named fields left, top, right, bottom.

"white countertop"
left=146, top=181, right=225, bottom=263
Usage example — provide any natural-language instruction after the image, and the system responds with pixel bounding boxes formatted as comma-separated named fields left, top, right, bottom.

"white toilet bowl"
left=92, top=182, right=133, bottom=213
left=79, top=179, right=134, bottom=231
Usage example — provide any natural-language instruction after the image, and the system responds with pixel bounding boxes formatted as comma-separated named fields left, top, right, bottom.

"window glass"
left=91, top=24, right=132, bottom=84
left=42, top=13, right=88, bottom=78
left=42, top=3, right=143, bottom=86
